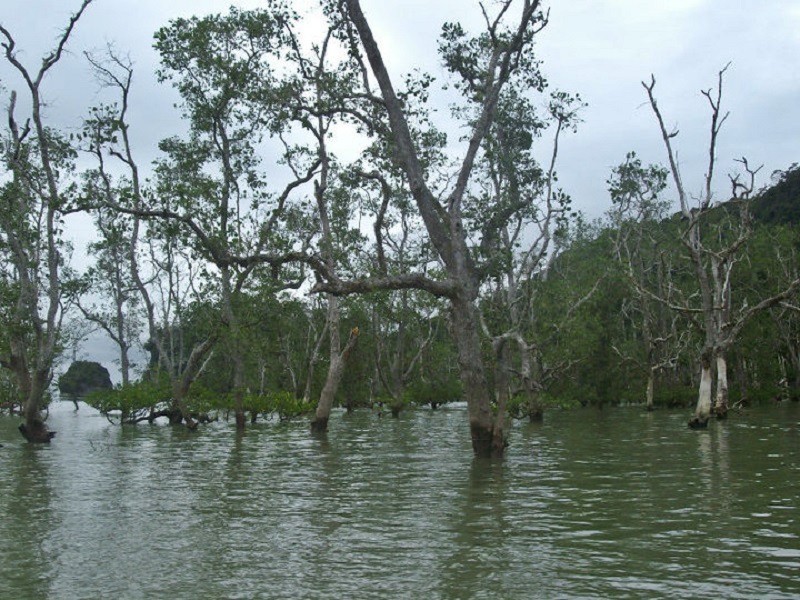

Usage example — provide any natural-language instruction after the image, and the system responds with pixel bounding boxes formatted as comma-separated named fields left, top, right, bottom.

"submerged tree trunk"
left=228, top=295, right=247, bottom=431
left=334, top=0, right=549, bottom=457
left=232, top=363, right=246, bottom=430
left=220, top=306, right=245, bottom=427
left=310, top=341, right=357, bottom=432
left=19, top=369, right=55, bottom=443
left=451, top=296, right=503, bottom=457
left=492, top=339, right=511, bottom=451
left=526, top=395, right=544, bottom=423
left=167, top=337, right=215, bottom=431
left=689, top=353, right=713, bottom=429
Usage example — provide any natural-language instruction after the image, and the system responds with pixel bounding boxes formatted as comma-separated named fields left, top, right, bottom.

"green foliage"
left=730, top=384, right=785, bottom=406
left=652, top=385, right=696, bottom=409
left=507, top=393, right=581, bottom=418
left=0, top=369, right=19, bottom=409
left=374, top=394, right=407, bottom=415
left=208, top=389, right=314, bottom=421
left=87, top=376, right=315, bottom=423
left=403, top=376, right=462, bottom=408
left=266, top=391, right=315, bottom=421
left=86, top=377, right=171, bottom=417
left=751, top=164, right=800, bottom=226
left=154, top=5, right=294, bottom=132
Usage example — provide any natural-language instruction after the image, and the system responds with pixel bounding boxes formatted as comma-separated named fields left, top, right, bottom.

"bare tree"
left=643, top=66, right=800, bottom=427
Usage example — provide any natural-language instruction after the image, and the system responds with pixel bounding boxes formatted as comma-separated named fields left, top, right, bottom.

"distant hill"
left=751, top=164, right=800, bottom=226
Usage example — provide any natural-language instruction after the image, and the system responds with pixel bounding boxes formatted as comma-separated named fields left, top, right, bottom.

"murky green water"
left=1, top=402, right=798, bottom=599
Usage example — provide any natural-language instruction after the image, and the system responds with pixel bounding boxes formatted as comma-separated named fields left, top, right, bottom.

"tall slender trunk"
left=310, top=296, right=358, bottom=433
left=714, top=353, right=729, bottom=418
left=388, top=308, right=407, bottom=417
left=735, top=354, right=748, bottom=406
left=219, top=267, right=247, bottom=430
left=120, top=347, right=130, bottom=387
left=519, top=345, right=543, bottom=422
left=113, top=258, right=132, bottom=387
left=646, top=368, right=655, bottom=411
left=303, top=318, right=328, bottom=404
left=232, top=355, right=246, bottom=429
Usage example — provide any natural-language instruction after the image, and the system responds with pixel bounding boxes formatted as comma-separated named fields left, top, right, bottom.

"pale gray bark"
left=714, top=354, right=729, bottom=415
left=644, top=68, right=800, bottom=425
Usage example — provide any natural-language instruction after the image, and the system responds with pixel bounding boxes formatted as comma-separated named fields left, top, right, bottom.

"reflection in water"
left=439, top=459, right=510, bottom=599
left=0, top=445, right=56, bottom=599
left=0, top=402, right=798, bottom=599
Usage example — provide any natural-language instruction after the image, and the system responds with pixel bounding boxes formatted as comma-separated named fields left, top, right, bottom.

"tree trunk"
left=19, top=370, right=55, bottom=443
left=735, top=354, right=749, bottom=406
left=645, top=368, right=655, bottom=411
left=492, top=339, right=511, bottom=451
left=526, top=396, right=544, bottom=423
left=171, top=383, right=198, bottom=430
left=311, top=359, right=341, bottom=433
left=310, top=296, right=358, bottom=433
left=714, top=353, right=729, bottom=418
left=517, top=341, right=543, bottom=422
left=451, top=296, right=502, bottom=457
left=120, top=348, right=130, bottom=387
left=689, top=354, right=713, bottom=429
left=232, top=357, right=246, bottom=431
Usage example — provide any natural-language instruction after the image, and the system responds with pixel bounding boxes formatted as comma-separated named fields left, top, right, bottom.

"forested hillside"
left=751, top=165, right=800, bottom=225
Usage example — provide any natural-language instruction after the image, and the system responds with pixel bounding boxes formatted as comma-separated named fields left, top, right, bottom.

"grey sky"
left=2, top=0, right=799, bottom=378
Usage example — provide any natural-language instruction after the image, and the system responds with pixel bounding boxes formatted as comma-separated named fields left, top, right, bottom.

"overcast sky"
left=3, top=0, right=798, bottom=216
left=2, top=0, right=799, bottom=378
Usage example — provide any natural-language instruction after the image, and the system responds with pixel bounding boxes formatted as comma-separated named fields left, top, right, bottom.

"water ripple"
left=0, top=402, right=798, bottom=598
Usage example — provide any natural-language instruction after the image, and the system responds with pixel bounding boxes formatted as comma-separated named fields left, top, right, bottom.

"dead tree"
left=643, top=66, right=800, bottom=427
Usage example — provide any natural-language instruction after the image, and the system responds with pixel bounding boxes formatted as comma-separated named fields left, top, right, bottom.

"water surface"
left=1, top=402, right=798, bottom=598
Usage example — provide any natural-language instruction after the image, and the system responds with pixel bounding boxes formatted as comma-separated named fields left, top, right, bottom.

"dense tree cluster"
left=1, top=0, right=797, bottom=454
